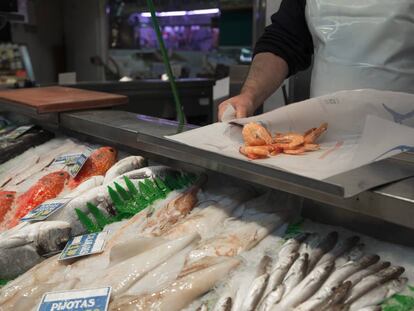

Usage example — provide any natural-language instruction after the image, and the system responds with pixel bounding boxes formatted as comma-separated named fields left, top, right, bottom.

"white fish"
left=103, top=156, right=147, bottom=184
left=64, top=175, right=104, bottom=198
left=335, top=243, right=365, bottom=268
left=259, top=285, right=285, bottom=311
left=272, top=260, right=335, bottom=311
left=242, top=273, right=269, bottom=311
left=110, top=256, right=241, bottom=311
left=345, top=261, right=391, bottom=286
left=306, top=232, right=338, bottom=274
left=262, top=252, right=299, bottom=299
left=297, top=255, right=380, bottom=310
left=345, top=266, right=405, bottom=304
left=85, top=233, right=201, bottom=298
left=0, top=221, right=71, bottom=279
left=317, top=236, right=360, bottom=266
left=282, top=253, right=309, bottom=296
left=298, top=233, right=319, bottom=257
left=280, top=233, right=309, bottom=259
left=348, top=278, right=407, bottom=311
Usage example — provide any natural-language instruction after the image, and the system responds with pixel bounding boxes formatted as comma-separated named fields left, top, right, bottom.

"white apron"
left=305, top=0, right=414, bottom=97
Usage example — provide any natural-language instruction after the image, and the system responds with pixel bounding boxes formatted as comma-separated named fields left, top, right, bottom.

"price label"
left=21, top=198, right=71, bottom=221
left=59, top=232, right=107, bottom=261
left=37, top=287, right=111, bottom=311
left=5, top=124, right=34, bottom=140
left=53, top=153, right=90, bottom=177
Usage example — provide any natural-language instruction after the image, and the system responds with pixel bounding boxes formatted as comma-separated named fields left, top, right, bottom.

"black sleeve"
left=253, top=0, right=314, bottom=77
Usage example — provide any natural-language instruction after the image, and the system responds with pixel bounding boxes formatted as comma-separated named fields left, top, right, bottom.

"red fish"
left=67, top=146, right=117, bottom=189
left=0, top=191, right=16, bottom=223
left=7, top=171, right=70, bottom=228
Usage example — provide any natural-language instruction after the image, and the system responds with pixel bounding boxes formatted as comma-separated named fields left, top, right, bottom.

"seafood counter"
left=0, top=138, right=413, bottom=311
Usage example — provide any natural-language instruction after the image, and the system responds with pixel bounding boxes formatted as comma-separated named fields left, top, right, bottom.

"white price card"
left=6, top=124, right=35, bottom=140
left=52, top=153, right=90, bottom=177
left=21, top=198, right=71, bottom=221
left=37, top=287, right=111, bottom=311
left=59, top=232, right=107, bottom=261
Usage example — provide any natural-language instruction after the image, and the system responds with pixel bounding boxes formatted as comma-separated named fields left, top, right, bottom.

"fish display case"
left=0, top=100, right=414, bottom=310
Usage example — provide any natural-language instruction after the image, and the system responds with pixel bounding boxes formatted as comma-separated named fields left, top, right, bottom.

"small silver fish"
left=242, top=273, right=269, bottom=311
left=348, top=277, right=407, bottom=311
left=256, top=255, right=273, bottom=277
left=258, top=285, right=285, bottom=311
left=344, top=266, right=405, bottom=304
left=272, top=259, right=335, bottom=311
left=282, top=253, right=309, bottom=296
left=306, top=232, right=338, bottom=274
left=335, top=243, right=365, bottom=267
left=346, top=261, right=391, bottom=286
left=318, top=236, right=360, bottom=266
left=280, top=233, right=309, bottom=259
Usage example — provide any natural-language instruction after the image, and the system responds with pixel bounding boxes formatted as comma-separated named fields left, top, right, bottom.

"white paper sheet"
left=167, top=89, right=414, bottom=189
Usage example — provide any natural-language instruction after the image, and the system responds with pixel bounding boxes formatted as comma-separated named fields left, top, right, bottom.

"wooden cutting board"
left=0, top=86, right=128, bottom=113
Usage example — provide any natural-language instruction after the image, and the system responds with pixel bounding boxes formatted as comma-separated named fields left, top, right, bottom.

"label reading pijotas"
left=37, top=287, right=111, bottom=311
left=59, top=232, right=107, bottom=261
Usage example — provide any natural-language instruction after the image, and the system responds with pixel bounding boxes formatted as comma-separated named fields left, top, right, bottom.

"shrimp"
left=274, top=133, right=305, bottom=150
left=304, top=122, right=328, bottom=144
left=303, top=144, right=320, bottom=151
left=242, top=123, right=273, bottom=146
left=283, top=147, right=306, bottom=155
left=239, top=145, right=271, bottom=159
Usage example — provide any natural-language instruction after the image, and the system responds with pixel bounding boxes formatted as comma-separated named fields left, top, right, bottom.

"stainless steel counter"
left=57, top=110, right=414, bottom=232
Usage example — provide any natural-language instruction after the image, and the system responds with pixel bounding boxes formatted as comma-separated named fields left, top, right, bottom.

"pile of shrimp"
left=239, top=122, right=328, bottom=159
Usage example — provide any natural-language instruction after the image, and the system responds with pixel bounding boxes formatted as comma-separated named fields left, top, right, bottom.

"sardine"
left=294, top=255, right=378, bottom=311
left=306, top=232, right=338, bottom=273
left=103, top=156, right=147, bottom=184
left=258, top=285, right=285, bottom=311
left=110, top=256, right=241, bottom=311
left=344, top=266, right=405, bottom=304
left=348, top=277, right=407, bottom=311
left=318, top=236, right=360, bottom=266
left=0, top=221, right=71, bottom=279
left=213, top=296, right=232, bottom=311
left=282, top=253, right=309, bottom=296
left=263, top=252, right=299, bottom=298
left=272, top=260, right=335, bottom=311
left=242, top=273, right=269, bottom=311
left=346, top=261, right=391, bottom=286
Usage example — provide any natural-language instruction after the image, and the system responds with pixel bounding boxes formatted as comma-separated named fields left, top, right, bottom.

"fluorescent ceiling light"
left=140, top=8, right=219, bottom=17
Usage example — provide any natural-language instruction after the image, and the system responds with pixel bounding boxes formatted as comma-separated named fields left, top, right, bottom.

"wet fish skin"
left=103, top=156, right=146, bottom=184
left=282, top=253, right=309, bottom=296
left=257, top=255, right=273, bottom=277
left=65, top=175, right=104, bottom=198
left=344, top=266, right=405, bottom=304
left=213, top=296, right=232, bottom=311
left=0, top=191, right=15, bottom=222
left=348, top=277, right=407, bottom=311
left=259, top=285, right=285, bottom=311
left=263, top=252, right=299, bottom=298
left=318, top=236, right=360, bottom=266
left=242, top=273, right=269, bottom=311
left=298, top=233, right=319, bottom=256
left=67, top=146, right=117, bottom=189
left=346, top=261, right=391, bottom=286
left=306, top=232, right=338, bottom=274
left=320, top=281, right=352, bottom=311
left=272, top=259, right=335, bottom=311
left=335, top=243, right=365, bottom=268
left=5, top=171, right=70, bottom=228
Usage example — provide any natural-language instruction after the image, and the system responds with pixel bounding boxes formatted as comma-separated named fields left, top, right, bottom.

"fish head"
left=92, top=146, right=118, bottom=168
left=42, top=171, right=71, bottom=186
left=0, top=191, right=16, bottom=203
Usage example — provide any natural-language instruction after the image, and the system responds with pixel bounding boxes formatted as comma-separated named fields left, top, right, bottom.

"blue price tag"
left=52, top=152, right=90, bottom=177
left=59, top=232, right=107, bottom=261
left=37, top=287, right=111, bottom=311
left=21, top=198, right=71, bottom=221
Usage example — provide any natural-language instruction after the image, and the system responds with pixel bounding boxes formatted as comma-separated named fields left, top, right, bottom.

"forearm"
left=241, top=52, right=289, bottom=109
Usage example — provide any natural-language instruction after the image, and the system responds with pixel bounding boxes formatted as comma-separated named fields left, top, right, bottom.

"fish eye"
left=109, top=148, right=114, bottom=153
left=6, top=194, right=13, bottom=198
left=59, top=172, right=65, bottom=176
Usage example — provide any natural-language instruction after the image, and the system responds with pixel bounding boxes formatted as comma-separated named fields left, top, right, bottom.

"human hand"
left=218, top=94, right=257, bottom=121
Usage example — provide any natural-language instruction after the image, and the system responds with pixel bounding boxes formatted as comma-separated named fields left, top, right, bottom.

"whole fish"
left=67, top=146, right=117, bottom=189
left=295, top=281, right=351, bottom=311
left=213, top=296, right=232, bottom=311
left=263, top=252, right=299, bottom=299
left=298, top=233, right=320, bottom=256
left=317, top=236, right=360, bottom=266
left=110, top=165, right=179, bottom=185
left=348, top=278, right=407, bottom=311
left=346, top=261, right=391, bottom=286
left=65, top=175, right=104, bottom=198
left=306, top=232, right=338, bottom=273
left=0, top=191, right=15, bottom=222
left=344, top=266, right=405, bottom=304
left=281, top=233, right=310, bottom=259
left=110, top=256, right=241, bottom=311
left=272, top=260, right=335, bottom=311
left=300, top=254, right=380, bottom=310
left=259, top=285, right=285, bottom=311
left=282, top=253, right=309, bottom=296
left=5, top=171, right=70, bottom=228
left=103, top=156, right=147, bottom=184
left=0, top=221, right=71, bottom=279
left=242, top=273, right=269, bottom=311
